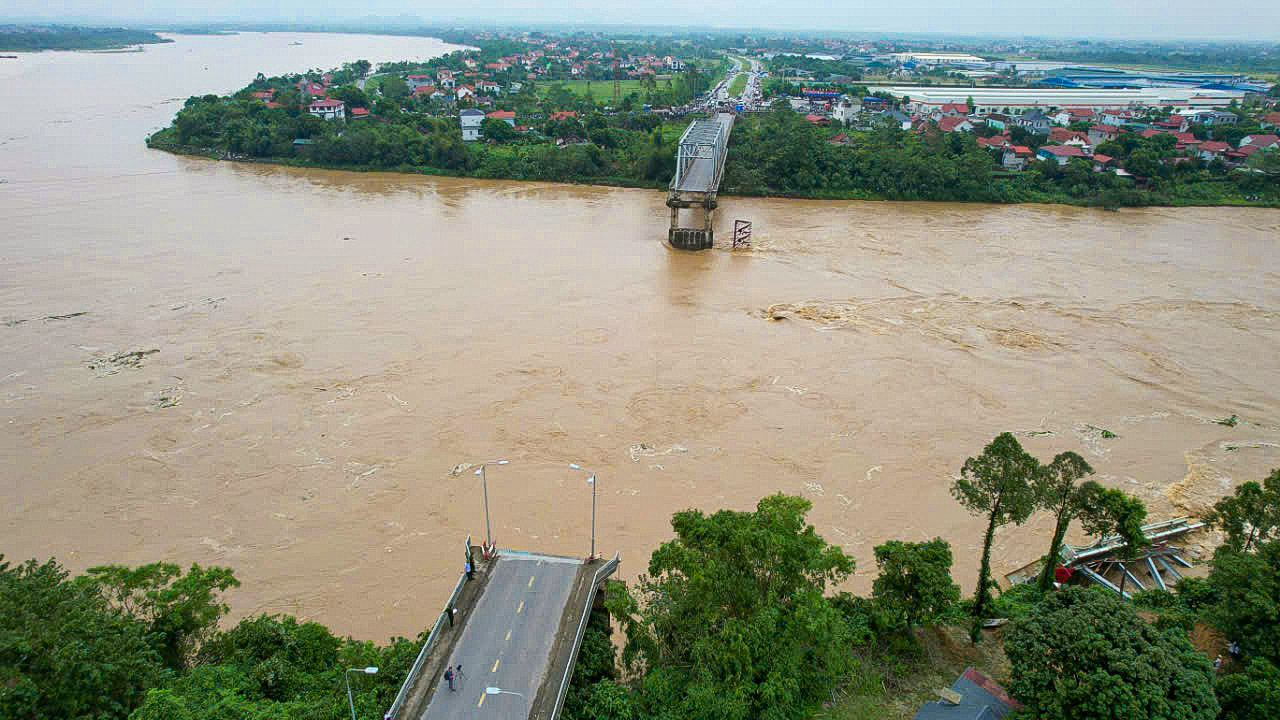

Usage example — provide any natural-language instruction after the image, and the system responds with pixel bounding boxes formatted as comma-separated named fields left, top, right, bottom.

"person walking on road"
left=444, top=667, right=455, bottom=691
left=454, top=664, right=465, bottom=689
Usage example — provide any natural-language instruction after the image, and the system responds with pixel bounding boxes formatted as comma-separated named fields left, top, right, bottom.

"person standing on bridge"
left=444, top=667, right=455, bottom=692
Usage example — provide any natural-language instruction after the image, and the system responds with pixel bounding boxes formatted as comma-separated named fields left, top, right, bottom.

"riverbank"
left=145, top=135, right=1280, bottom=209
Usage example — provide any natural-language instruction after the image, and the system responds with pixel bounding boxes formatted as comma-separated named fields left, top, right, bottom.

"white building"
left=832, top=97, right=862, bottom=125
left=888, top=52, right=986, bottom=66
left=307, top=98, right=345, bottom=121
left=874, top=86, right=1250, bottom=115
left=459, top=109, right=485, bottom=141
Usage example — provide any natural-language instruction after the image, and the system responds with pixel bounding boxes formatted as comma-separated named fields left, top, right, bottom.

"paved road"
left=419, top=552, right=582, bottom=720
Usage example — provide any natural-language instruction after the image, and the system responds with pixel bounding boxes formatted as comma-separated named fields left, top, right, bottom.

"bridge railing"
left=385, top=570, right=469, bottom=720
left=550, top=553, right=622, bottom=720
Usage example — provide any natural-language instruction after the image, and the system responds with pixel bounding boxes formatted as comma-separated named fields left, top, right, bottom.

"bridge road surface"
left=419, top=552, right=583, bottom=720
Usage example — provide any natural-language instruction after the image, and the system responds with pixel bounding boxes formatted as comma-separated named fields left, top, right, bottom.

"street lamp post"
left=568, top=463, right=597, bottom=560
left=344, top=666, right=378, bottom=720
left=472, top=459, right=509, bottom=549
left=484, top=686, right=528, bottom=719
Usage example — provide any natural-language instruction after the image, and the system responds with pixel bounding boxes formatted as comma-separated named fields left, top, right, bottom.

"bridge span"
left=667, top=112, right=734, bottom=250
left=386, top=548, right=619, bottom=720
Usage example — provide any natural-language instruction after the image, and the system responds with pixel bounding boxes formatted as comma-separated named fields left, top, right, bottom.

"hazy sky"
left=6, top=0, right=1280, bottom=41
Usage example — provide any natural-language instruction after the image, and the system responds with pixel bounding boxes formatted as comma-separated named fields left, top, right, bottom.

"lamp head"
left=485, top=687, right=502, bottom=695
left=364, top=667, right=379, bottom=674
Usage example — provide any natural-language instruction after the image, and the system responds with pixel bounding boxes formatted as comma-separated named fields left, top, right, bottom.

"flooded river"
left=3, top=33, right=1279, bottom=640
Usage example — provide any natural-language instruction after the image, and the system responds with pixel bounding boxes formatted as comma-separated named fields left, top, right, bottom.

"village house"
left=1197, top=140, right=1232, bottom=161
left=485, top=110, right=516, bottom=126
left=876, top=110, right=913, bottom=130
left=459, top=109, right=485, bottom=141
left=1053, top=107, right=1096, bottom=126
left=1152, top=117, right=1188, bottom=133
left=832, top=97, right=861, bottom=125
left=307, top=98, right=345, bottom=121
left=1016, top=110, right=1051, bottom=134
left=1092, top=153, right=1116, bottom=172
left=1037, top=144, right=1090, bottom=165
left=549, top=111, right=578, bottom=122
left=1088, top=123, right=1120, bottom=145
left=1101, top=109, right=1135, bottom=126
left=827, top=132, right=852, bottom=146
left=1189, top=109, right=1238, bottom=126
left=406, top=74, right=434, bottom=90
left=977, top=135, right=1009, bottom=150
left=250, top=89, right=275, bottom=102
left=412, top=84, right=443, bottom=100
left=930, top=102, right=970, bottom=120
left=938, top=117, right=974, bottom=133
left=456, top=85, right=476, bottom=102
left=1002, top=144, right=1035, bottom=170
left=1049, top=128, right=1090, bottom=147
left=1240, top=133, right=1280, bottom=150
left=349, top=107, right=371, bottom=120
left=297, top=80, right=327, bottom=97
left=984, top=113, right=1011, bottom=130
left=436, top=70, right=457, bottom=89
left=1260, top=112, right=1280, bottom=129
left=477, top=80, right=499, bottom=94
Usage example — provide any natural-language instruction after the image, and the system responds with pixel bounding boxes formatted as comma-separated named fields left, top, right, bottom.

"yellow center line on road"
left=492, top=657, right=501, bottom=673
left=516, top=600, right=524, bottom=614
left=505, top=629, right=512, bottom=642
left=528, top=575, right=535, bottom=588
left=477, top=693, right=485, bottom=707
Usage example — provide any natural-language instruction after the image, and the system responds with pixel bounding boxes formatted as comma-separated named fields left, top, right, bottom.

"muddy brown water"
left=3, top=33, right=1279, bottom=640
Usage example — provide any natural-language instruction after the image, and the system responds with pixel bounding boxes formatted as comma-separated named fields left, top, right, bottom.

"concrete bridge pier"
left=667, top=196, right=716, bottom=250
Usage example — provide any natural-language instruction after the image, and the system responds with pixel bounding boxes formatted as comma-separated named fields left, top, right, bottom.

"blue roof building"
left=911, top=667, right=1020, bottom=720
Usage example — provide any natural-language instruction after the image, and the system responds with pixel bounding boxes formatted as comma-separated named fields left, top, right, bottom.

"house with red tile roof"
left=1002, top=145, right=1034, bottom=170
left=307, top=98, right=345, bottom=121
left=412, top=84, right=442, bottom=99
left=549, top=111, right=578, bottom=122
left=1049, top=128, right=1089, bottom=146
left=1092, top=153, right=1115, bottom=172
left=250, top=89, right=275, bottom=102
left=827, top=132, right=852, bottom=146
left=297, top=80, right=327, bottom=97
left=1240, top=134, right=1280, bottom=150
left=1037, top=144, right=1089, bottom=165
left=350, top=107, right=370, bottom=120
left=485, top=110, right=516, bottom=126
left=1088, top=123, right=1119, bottom=145
left=1197, top=140, right=1232, bottom=161
left=977, top=135, right=1009, bottom=150
left=455, top=85, right=476, bottom=101
left=1261, top=113, right=1280, bottom=129
left=805, top=113, right=830, bottom=126
left=938, top=117, right=973, bottom=133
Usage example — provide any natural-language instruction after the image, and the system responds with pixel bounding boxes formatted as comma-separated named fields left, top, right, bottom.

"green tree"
left=1033, top=451, right=1097, bottom=590
left=480, top=117, right=516, bottom=143
left=1215, top=658, right=1280, bottom=720
left=1005, top=587, right=1218, bottom=720
left=606, top=494, right=855, bottom=720
left=951, top=432, right=1040, bottom=641
left=0, top=556, right=168, bottom=720
left=1205, top=539, right=1280, bottom=664
left=381, top=74, right=410, bottom=102
left=1082, top=485, right=1148, bottom=598
left=871, top=538, right=961, bottom=629
left=84, top=562, right=240, bottom=671
left=1204, top=469, right=1280, bottom=552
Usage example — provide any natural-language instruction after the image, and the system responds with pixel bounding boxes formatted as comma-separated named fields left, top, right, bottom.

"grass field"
left=537, top=79, right=652, bottom=98
left=729, top=73, right=748, bottom=96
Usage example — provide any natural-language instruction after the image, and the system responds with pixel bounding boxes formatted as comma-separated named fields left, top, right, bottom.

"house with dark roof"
left=912, top=667, right=1020, bottom=720
left=1016, top=110, right=1051, bottom=134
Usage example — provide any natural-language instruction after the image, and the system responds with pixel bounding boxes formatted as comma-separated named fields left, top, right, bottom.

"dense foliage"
left=1005, top=587, right=1219, bottom=720
left=0, top=25, right=170, bottom=51
left=0, top=557, right=168, bottom=720
left=1203, top=539, right=1280, bottom=665
left=1204, top=468, right=1280, bottom=552
left=0, top=555, right=417, bottom=720
left=605, top=494, right=857, bottom=720
left=870, top=539, right=962, bottom=629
